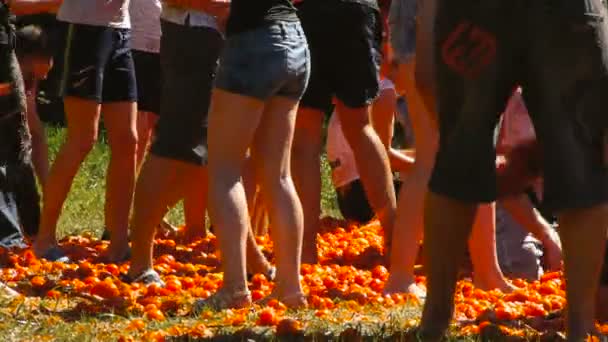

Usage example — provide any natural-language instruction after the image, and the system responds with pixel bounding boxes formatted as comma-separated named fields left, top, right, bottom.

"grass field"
left=47, top=126, right=341, bottom=240
left=0, top=126, right=596, bottom=341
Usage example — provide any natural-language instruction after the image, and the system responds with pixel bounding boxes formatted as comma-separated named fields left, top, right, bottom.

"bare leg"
left=559, top=204, right=608, bottom=341
left=419, top=192, right=477, bottom=342
left=469, top=203, right=513, bottom=291
left=251, top=96, right=306, bottom=307
left=102, top=101, right=138, bottom=262
left=292, top=107, right=323, bottom=264
left=135, top=111, right=157, bottom=170
left=337, top=102, right=397, bottom=251
left=25, top=92, right=49, bottom=185
left=127, top=156, right=183, bottom=277
left=34, top=97, right=100, bottom=258
left=385, top=60, right=436, bottom=297
left=182, top=166, right=208, bottom=242
left=206, top=89, right=265, bottom=308
left=500, top=194, right=562, bottom=271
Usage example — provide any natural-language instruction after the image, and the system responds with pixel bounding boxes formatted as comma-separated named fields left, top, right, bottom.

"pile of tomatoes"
left=0, top=218, right=605, bottom=340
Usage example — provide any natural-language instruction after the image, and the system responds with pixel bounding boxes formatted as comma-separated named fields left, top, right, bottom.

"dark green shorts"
left=150, top=20, right=223, bottom=166
left=429, top=0, right=608, bottom=212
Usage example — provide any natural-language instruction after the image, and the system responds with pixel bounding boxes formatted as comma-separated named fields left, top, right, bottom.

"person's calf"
left=559, top=204, right=608, bottom=340
left=292, top=107, right=323, bottom=264
left=127, top=156, right=183, bottom=273
left=420, top=192, right=477, bottom=341
left=597, top=285, right=608, bottom=322
left=337, top=104, right=397, bottom=249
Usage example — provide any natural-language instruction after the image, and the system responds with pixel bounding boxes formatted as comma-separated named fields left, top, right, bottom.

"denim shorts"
left=215, top=21, right=310, bottom=101
left=389, top=0, right=417, bottom=64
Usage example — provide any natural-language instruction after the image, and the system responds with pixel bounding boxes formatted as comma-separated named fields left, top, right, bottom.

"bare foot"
left=257, top=291, right=308, bottom=309
left=247, top=260, right=275, bottom=281
left=383, top=276, right=426, bottom=299
left=193, top=288, right=252, bottom=312
left=474, top=276, right=516, bottom=293
left=99, top=244, right=131, bottom=264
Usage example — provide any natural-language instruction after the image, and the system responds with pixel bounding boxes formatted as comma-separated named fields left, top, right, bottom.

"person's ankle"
left=33, top=236, right=56, bottom=251
left=127, top=265, right=152, bottom=277
left=108, top=234, right=130, bottom=249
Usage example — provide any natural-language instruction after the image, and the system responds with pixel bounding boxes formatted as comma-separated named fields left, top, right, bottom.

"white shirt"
left=58, top=0, right=131, bottom=29
left=129, top=0, right=162, bottom=53
left=327, top=79, right=396, bottom=188
left=161, top=5, right=219, bottom=31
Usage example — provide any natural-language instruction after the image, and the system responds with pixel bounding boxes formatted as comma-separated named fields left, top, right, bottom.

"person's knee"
left=341, top=120, right=377, bottom=152
left=293, top=110, right=323, bottom=157
left=263, top=171, right=295, bottom=199
left=67, top=130, right=98, bottom=156
left=110, top=129, right=138, bottom=157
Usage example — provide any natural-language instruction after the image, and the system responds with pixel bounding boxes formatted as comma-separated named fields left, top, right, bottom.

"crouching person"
left=0, top=0, right=60, bottom=297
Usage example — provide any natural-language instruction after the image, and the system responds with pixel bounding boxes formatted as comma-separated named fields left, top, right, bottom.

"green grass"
left=0, top=125, right=561, bottom=341
left=47, top=125, right=340, bottom=239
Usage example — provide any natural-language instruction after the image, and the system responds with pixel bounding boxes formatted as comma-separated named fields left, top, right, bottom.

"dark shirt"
left=226, top=0, right=298, bottom=36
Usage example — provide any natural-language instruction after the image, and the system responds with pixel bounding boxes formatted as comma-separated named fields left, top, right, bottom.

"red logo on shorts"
left=441, top=21, right=497, bottom=79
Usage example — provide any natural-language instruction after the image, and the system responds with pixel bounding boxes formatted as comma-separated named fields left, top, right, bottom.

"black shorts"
left=336, top=178, right=402, bottom=223
left=59, top=22, right=137, bottom=103
left=132, top=50, right=161, bottom=115
left=150, top=20, right=223, bottom=166
left=429, top=0, right=608, bottom=211
left=297, top=0, right=383, bottom=112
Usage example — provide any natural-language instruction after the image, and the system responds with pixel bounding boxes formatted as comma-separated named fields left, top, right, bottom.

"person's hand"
left=541, top=227, right=563, bottom=272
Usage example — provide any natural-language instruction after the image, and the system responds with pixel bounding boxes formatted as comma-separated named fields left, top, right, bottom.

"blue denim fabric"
left=215, top=21, right=310, bottom=101
left=389, top=0, right=417, bottom=63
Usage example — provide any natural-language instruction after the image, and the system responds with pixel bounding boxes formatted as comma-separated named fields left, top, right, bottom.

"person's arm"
left=371, top=87, right=415, bottom=174
left=500, top=194, right=552, bottom=240
left=7, top=0, right=61, bottom=15
left=500, top=193, right=563, bottom=270
left=414, top=0, right=437, bottom=96
left=25, top=82, right=49, bottom=183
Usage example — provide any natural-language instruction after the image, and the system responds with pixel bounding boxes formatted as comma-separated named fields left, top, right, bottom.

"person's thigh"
left=59, top=24, right=113, bottom=103
left=151, top=21, right=223, bottom=166
left=251, top=95, right=300, bottom=182
left=428, top=0, right=520, bottom=203
left=526, top=0, right=608, bottom=212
